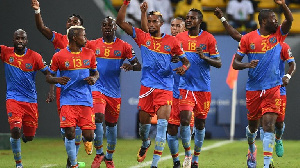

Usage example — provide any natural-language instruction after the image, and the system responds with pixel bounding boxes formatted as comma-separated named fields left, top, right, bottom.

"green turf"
left=0, top=138, right=299, bottom=167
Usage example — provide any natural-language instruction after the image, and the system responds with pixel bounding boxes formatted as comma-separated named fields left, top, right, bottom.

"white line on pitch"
left=41, top=164, right=58, bottom=168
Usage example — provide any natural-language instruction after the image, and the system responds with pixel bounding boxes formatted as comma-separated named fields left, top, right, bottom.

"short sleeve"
left=237, top=35, right=248, bottom=57
left=208, top=37, right=220, bottom=58
left=281, top=43, right=295, bottom=63
left=132, top=27, right=147, bottom=47
left=124, top=43, right=135, bottom=60
left=49, top=54, right=59, bottom=74
left=34, top=53, right=48, bottom=72
left=171, top=38, right=184, bottom=58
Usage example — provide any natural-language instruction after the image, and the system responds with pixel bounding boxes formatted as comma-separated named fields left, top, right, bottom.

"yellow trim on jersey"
left=3, top=61, right=35, bottom=72
left=96, top=56, right=124, bottom=60
left=14, top=53, right=25, bottom=57
left=71, top=51, right=81, bottom=54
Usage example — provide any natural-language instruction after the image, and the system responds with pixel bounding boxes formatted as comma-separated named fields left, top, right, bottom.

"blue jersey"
left=132, top=27, right=185, bottom=91
left=86, top=37, right=135, bottom=98
left=171, top=61, right=182, bottom=98
left=0, top=45, right=48, bottom=103
left=279, top=42, right=295, bottom=95
left=237, top=27, right=287, bottom=91
left=176, top=31, right=220, bottom=92
left=49, top=47, right=97, bottom=107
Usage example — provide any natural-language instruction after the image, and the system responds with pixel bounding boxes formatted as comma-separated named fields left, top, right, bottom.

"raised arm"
left=121, top=57, right=142, bottom=71
left=116, top=0, right=134, bottom=36
left=140, top=2, right=149, bottom=33
left=214, top=7, right=242, bottom=42
left=31, top=0, right=53, bottom=40
left=275, top=0, right=293, bottom=34
left=232, top=54, right=258, bottom=70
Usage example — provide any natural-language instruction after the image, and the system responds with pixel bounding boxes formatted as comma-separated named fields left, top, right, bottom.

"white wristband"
left=284, top=74, right=291, bottom=79
left=220, top=17, right=226, bottom=22
left=35, top=8, right=40, bottom=14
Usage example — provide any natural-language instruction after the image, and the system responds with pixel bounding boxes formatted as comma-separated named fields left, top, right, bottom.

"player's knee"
left=65, top=131, right=75, bottom=140
left=10, top=127, right=21, bottom=139
left=167, top=124, right=178, bottom=136
left=275, top=122, right=284, bottom=129
left=180, top=118, right=190, bottom=126
left=95, top=113, right=104, bottom=123
left=105, top=121, right=117, bottom=127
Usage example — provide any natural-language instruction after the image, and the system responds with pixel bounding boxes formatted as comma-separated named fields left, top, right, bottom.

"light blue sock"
left=167, top=133, right=179, bottom=162
left=246, top=126, right=257, bottom=153
left=260, top=126, right=264, bottom=141
left=263, top=132, right=275, bottom=168
left=94, top=123, right=104, bottom=154
left=75, top=126, right=82, bottom=156
left=10, top=137, right=22, bottom=167
left=60, top=128, right=65, bottom=141
left=151, top=119, right=167, bottom=167
left=180, top=125, right=191, bottom=157
left=105, top=125, right=117, bottom=160
left=139, top=123, right=151, bottom=148
left=192, top=128, right=205, bottom=163
left=65, top=137, right=77, bottom=166
left=275, top=122, right=285, bottom=141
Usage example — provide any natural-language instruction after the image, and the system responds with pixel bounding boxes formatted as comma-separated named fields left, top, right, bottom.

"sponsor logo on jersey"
left=114, top=50, right=122, bottom=56
left=25, top=63, right=33, bottom=69
left=95, top=49, right=100, bottom=55
left=83, top=59, right=90, bottom=66
left=164, top=45, right=171, bottom=52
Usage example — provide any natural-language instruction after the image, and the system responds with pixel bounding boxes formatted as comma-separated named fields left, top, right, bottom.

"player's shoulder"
left=0, top=45, right=13, bottom=52
left=175, top=31, right=188, bottom=38
left=82, top=47, right=95, bottom=54
left=27, top=48, right=42, bottom=57
left=116, top=38, right=132, bottom=48
left=201, top=30, right=217, bottom=40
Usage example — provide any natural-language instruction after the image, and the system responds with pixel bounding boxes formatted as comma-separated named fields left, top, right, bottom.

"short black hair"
left=258, top=9, right=273, bottom=25
left=69, top=14, right=84, bottom=26
left=148, top=11, right=164, bottom=22
left=189, top=8, right=203, bottom=20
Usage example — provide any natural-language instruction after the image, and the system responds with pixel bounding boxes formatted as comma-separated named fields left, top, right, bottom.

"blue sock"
left=65, top=138, right=77, bottom=166
left=275, top=122, right=285, bottom=141
left=151, top=119, right=167, bottom=167
left=167, top=133, right=179, bottom=162
left=10, top=137, right=22, bottom=167
left=180, top=125, right=191, bottom=157
left=75, top=126, right=82, bottom=156
left=263, top=132, right=275, bottom=168
left=61, top=128, right=65, bottom=141
left=105, top=125, right=117, bottom=160
left=246, top=126, right=257, bottom=153
left=260, top=126, right=264, bottom=141
left=139, top=123, right=151, bottom=148
left=192, top=128, right=205, bottom=163
left=94, top=123, right=104, bottom=155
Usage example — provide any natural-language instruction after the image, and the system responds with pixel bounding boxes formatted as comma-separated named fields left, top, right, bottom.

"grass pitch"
left=0, top=138, right=299, bottom=167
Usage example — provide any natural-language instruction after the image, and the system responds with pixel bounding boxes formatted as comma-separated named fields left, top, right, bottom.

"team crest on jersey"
left=199, top=44, right=206, bottom=50
left=269, top=37, right=277, bottom=44
left=65, top=61, right=70, bottom=68
left=114, top=50, right=122, bottom=56
left=146, top=41, right=151, bottom=46
left=95, top=49, right=100, bottom=55
left=83, top=59, right=90, bottom=66
left=164, top=45, right=171, bottom=52
left=25, top=63, right=33, bottom=69
left=9, top=57, right=14, bottom=63
left=62, top=116, right=66, bottom=121
left=250, top=43, right=255, bottom=50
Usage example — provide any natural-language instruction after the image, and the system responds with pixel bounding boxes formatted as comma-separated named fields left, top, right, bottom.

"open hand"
left=248, top=60, right=259, bottom=68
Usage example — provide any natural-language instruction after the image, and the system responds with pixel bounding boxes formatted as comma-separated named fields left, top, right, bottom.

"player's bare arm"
left=282, top=61, right=296, bottom=86
left=232, top=54, right=258, bottom=70
left=214, top=7, right=242, bottom=42
left=140, top=2, right=149, bottom=33
left=84, top=70, right=99, bottom=85
left=31, top=0, right=53, bottom=40
left=116, top=0, right=134, bottom=36
left=196, top=47, right=222, bottom=68
left=275, top=0, right=293, bottom=34
left=121, top=57, right=141, bottom=71
left=46, top=72, right=71, bottom=85
left=46, top=84, right=55, bottom=103
left=173, top=56, right=190, bottom=75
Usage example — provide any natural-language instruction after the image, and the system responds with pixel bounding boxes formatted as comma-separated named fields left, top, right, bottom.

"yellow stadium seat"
left=111, top=0, right=123, bottom=7
left=201, top=0, right=228, bottom=8
left=254, top=12, right=260, bottom=28
left=257, top=0, right=277, bottom=9
left=202, top=12, right=225, bottom=33
left=282, top=13, right=300, bottom=33
left=289, top=3, right=300, bottom=9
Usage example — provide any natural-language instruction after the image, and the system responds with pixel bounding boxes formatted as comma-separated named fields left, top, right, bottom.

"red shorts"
left=60, top=105, right=95, bottom=130
left=56, top=87, right=61, bottom=114
left=168, top=98, right=194, bottom=127
left=246, top=86, right=281, bottom=121
left=6, top=99, right=38, bottom=136
left=276, top=95, right=286, bottom=122
left=138, top=85, right=172, bottom=117
left=92, top=91, right=121, bottom=123
left=179, top=89, right=211, bottom=120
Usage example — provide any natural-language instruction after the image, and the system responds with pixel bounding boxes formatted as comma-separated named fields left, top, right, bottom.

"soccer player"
left=232, top=0, right=293, bottom=167
left=88, top=16, right=141, bottom=168
left=175, top=8, right=222, bottom=168
left=31, top=0, right=93, bottom=163
left=214, top=6, right=296, bottom=161
left=1, top=29, right=49, bottom=168
left=116, top=1, right=190, bottom=167
left=46, top=26, right=99, bottom=168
